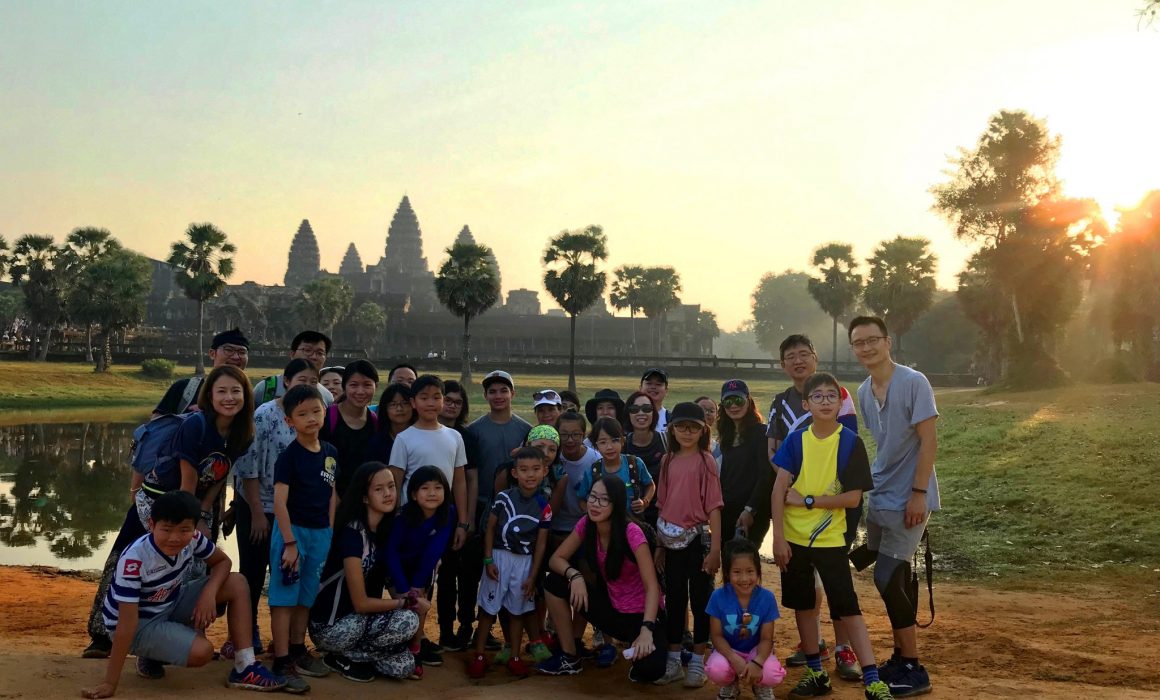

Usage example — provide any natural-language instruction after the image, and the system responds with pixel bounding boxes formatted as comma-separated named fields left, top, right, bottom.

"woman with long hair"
left=716, top=380, right=772, bottom=547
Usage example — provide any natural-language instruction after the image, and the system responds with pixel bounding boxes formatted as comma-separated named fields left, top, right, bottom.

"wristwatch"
left=804, top=495, right=815, bottom=510
left=457, top=522, right=471, bottom=531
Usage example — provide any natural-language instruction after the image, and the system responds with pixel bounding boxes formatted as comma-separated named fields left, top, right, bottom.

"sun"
left=1057, top=145, right=1156, bottom=228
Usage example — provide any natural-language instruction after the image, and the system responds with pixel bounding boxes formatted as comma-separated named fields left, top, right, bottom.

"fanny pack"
left=655, top=515, right=702, bottom=550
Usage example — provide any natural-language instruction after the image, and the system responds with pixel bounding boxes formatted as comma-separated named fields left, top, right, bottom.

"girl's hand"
left=785, top=488, right=805, bottom=507
left=569, top=576, right=588, bottom=611
left=81, top=681, right=117, bottom=699
left=654, top=547, right=666, bottom=575
left=773, top=537, right=791, bottom=571
left=630, top=498, right=645, bottom=514
left=413, top=596, right=431, bottom=615
left=729, top=653, right=748, bottom=676
left=281, top=543, right=299, bottom=572
left=249, top=510, right=270, bottom=544
left=702, top=547, right=721, bottom=575
left=485, top=562, right=499, bottom=581
left=745, top=660, right=763, bottom=682
left=630, top=627, right=654, bottom=660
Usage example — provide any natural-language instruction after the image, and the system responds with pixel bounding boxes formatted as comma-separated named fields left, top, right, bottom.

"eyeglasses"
left=850, top=335, right=886, bottom=350
left=720, top=396, right=746, bottom=409
left=298, top=347, right=327, bottom=359
left=443, top=398, right=463, bottom=407
left=594, top=438, right=620, bottom=448
left=627, top=404, right=654, bottom=414
left=782, top=350, right=815, bottom=363
left=386, top=402, right=410, bottom=411
left=586, top=493, right=611, bottom=507
left=217, top=345, right=248, bottom=357
left=673, top=423, right=703, bottom=435
left=808, top=392, right=841, bottom=404
left=533, top=390, right=561, bottom=403
left=738, top=611, right=752, bottom=640
left=559, top=431, right=585, bottom=441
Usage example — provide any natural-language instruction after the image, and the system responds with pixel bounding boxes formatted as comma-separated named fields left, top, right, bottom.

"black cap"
left=211, top=328, right=249, bottom=349
left=720, top=379, right=750, bottom=400
left=668, top=401, right=706, bottom=426
left=584, top=388, right=625, bottom=423
left=640, top=367, right=668, bottom=384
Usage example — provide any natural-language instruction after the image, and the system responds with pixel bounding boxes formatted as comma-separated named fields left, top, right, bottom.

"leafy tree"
left=543, top=225, right=608, bottom=392
left=0, top=289, right=22, bottom=333
left=435, top=241, right=502, bottom=384
left=637, top=266, right=682, bottom=355
left=64, top=227, right=119, bottom=363
left=955, top=252, right=1007, bottom=383
left=352, top=302, right=388, bottom=357
left=9, top=234, right=70, bottom=361
left=863, top=236, right=938, bottom=355
left=1100, top=191, right=1160, bottom=375
left=609, top=264, right=646, bottom=351
left=168, top=223, right=236, bottom=375
left=0, top=235, right=8, bottom=279
left=71, top=247, right=152, bottom=372
left=750, top=271, right=831, bottom=357
left=295, top=276, right=353, bottom=337
left=806, top=243, right=863, bottom=370
left=905, top=292, right=979, bottom=375
left=695, top=309, right=721, bottom=356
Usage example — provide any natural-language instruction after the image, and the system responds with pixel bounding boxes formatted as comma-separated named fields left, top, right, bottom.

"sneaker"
left=294, top=649, right=330, bottom=678
left=788, top=668, right=832, bottom=698
left=507, top=657, right=532, bottom=677
left=595, top=643, right=618, bottom=668
left=717, top=681, right=739, bottom=699
left=537, top=652, right=582, bottom=676
left=409, top=660, right=424, bottom=680
left=834, top=645, right=862, bottom=681
left=787, top=640, right=829, bottom=667
left=227, top=661, right=286, bottom=691
left=323, top=653, right=374, bottom=683
left=755, top=686, right=775, bottom=700
left=220, top=640, right=236, bottom=660
left=684, top=663, right=707, bottom=688
left=418, top=639, right=444, bottom=667
left=467, top=653, right=488, bottom=679
left=878, top=654, right=903, bottom=684
left=82, top=637, right=112, bottom=659
left=440, top=630, right=467, bottom=652
left=528, top=641, right=553, bottom=663
left=654, top=658, right=685, bottom=685
left=886, top=663, right=931, bottom=697
left=865, top=679, right=896, bottom=700
left=575, top=638, right=597, bottom=659
left=494, top=644, right=512, bottom=665
left=135, top=657, right=165, bottom=680
left=276, top=666, right=310, bottom=694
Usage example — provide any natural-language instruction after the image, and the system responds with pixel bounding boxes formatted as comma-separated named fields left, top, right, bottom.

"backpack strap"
left=179, top=376, right=203, bottom=414
left=624, top=455, right=642, bottom=496
left=327, top=403, right=341, bottom=434
left=835, top=426, right=858, bottom=473
left=261, top=375, right=279, bottom=402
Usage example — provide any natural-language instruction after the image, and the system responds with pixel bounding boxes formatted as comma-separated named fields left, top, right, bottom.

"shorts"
left=865, top=506, right=929, bottom=561
left=477, top=549, right=534, bottom=616
left=269, top=522, right=331, bottom=608
left=127, top=576, right=210, bottom=666
left=781, top=543, right=861, bottom=619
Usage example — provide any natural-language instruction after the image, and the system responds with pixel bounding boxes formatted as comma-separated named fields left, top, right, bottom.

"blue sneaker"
left=886, top=663, right=931, bottom=697
left=595, top=643, right=618, bottom=668
left=227, top=662, right=286, bottom=691
left=537, top=652, right=582, bottom=676
left=135, top=657, right=165, bottom=680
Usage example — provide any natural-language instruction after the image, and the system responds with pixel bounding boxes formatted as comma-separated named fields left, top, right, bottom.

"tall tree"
left=434, top=241, right=501, bottom=384
left=1101, top=191, right=1160, bottom=375
left=637, top=266, right=682, bottom=355
left=295, top=276, right=353, bottom=337
left=807, top=243, right=863, bottom=371
left=167, top=223, right=236, bottom=375
left=609, top=265, right=646, bottom=351
left=9, top=235, right=70, bottom=361
left=750, top=271, right=832, bottom=357
left=64, top=227, right=119, bottom=363
left=695, top=309, right=721, bottom=356
left=543, top=225, right=608, bottom=392
left=862, top=235, right=938, bottom=355
left=71, top=248, right=152, bottom=372
left=352, top=302, right=388, bottom=357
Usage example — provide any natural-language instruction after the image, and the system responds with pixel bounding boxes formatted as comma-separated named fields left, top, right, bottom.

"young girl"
left=319, top=366, right=344, bottom=403
left=309, top=462, right=421, bottom=683
left=576, top=417, right=655, bottom=516
left=320, top=360, right=379, bottom=497
left=654, top=402, right=723, bottom=688
left=706, top=539, right=786, bottom=700
left=365, top=383, right=414, bottom=469
left=384, top=467, right=455, bottom=677
left=539, top=476, right=667, bottom=681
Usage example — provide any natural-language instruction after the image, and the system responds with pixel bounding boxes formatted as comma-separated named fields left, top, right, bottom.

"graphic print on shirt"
left=197, top=451, right=231, bottom=487
left=724, top=612, right=762, bottom=640
left=321, top=456, right=337, bottom=486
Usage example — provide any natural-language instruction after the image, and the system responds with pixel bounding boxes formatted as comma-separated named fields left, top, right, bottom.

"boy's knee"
left=187, top=637, right=214, bottom=667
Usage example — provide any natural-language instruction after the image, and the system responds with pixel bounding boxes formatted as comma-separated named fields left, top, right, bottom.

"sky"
left=2, top=1, right=1159, bottom=330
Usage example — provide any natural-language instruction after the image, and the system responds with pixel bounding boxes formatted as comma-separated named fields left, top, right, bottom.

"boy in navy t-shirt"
left=270, top=385, right=339, bottom=691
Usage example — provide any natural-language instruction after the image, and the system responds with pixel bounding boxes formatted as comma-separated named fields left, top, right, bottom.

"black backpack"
left=589, top=454, right=646, bottom=502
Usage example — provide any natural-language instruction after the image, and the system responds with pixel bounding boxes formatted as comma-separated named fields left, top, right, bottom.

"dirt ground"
left=0, top=565, right=1157, bottom=699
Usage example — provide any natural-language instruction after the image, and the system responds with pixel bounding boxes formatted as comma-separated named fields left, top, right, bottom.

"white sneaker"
left=683, top=663, right=706, bottom=688
left=654, top=659, right=685, bottom=685
left=754, top=685, right=774, bottom=700
left=717, top=681, right=740, bottom=699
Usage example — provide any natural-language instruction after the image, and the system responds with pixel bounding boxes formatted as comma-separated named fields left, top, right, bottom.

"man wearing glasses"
left=251, top=330, right=334, bottom=405
left=849, top=316, right=938, bottom=698
left=152, top=328, right=251, bottom=417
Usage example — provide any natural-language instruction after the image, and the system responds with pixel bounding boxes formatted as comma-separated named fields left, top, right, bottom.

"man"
left=251, top=330, right=333, bottom=405
left=387, top=363, right=418, bottom=388
left=153, top=328, right=250, bottom=416
left=639, top=368, right=671, bottom=433
left=849, top=316, right=939, bottom=698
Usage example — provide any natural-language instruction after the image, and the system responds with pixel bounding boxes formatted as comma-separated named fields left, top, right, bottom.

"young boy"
left=82, top=491, right=281, bottom=698
left=771, top=373, right=894, bottom=700
left=466, top=447, right=552, bottom=679
left=270, top=384, right=340, bottom=693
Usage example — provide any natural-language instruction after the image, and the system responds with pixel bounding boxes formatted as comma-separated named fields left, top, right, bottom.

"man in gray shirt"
left=850, top=316, right=938, bottom=698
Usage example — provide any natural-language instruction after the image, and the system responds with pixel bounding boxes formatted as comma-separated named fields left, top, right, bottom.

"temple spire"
left=339, top=243, right=364, bottom=278
left=284, top=219, right=320, bottom=287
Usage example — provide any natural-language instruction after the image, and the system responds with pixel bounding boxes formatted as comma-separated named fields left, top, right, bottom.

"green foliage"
left=141, top=358, right=177, bottom=379
left=295, top=276, right=353, bottom=336
left=72, top=248, right=152, bottom=371
left=610, top=264, right=646, bottom=350
left=8, top=234, right=70, bottom=361
left=863, top=236, right=937, bottom=352
left=750, top=271, right=832, bottom=357
left=807, top=243, right=862, bottom=368
left=167, top=223, right=236, bottom=375
left=637, top=266, right=682, bottom=354
left=0, top=289, right=23, bottom=330
left=352, top=302, right=387, bottom=336
left=435, top=241, right=501, bottom=383
left=543, top=225, right=609, bottom=391
left=905, top=293, right=978, bottom=374
left=1098, top=191, right=1160, bottom=376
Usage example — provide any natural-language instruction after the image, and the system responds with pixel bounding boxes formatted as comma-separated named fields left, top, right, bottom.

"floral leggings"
left=308, top=609, right=420, bottom=679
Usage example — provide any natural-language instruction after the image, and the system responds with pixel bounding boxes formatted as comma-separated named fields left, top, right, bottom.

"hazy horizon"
left=3, top=1, right=1158, bottom=330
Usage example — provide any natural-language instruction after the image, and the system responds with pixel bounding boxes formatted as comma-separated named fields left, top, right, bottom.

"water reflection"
left=0, top=422, right=136, bottom=561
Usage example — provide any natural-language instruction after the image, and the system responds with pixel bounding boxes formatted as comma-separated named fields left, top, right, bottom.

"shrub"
left=141, top=358, right=176, bottom=379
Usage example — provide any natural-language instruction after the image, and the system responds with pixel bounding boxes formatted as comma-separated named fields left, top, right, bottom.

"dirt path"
left=0, top=566, right=1156, bottom=699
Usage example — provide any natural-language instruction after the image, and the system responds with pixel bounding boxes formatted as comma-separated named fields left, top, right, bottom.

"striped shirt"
left=102, top=531, right=216, bottom=631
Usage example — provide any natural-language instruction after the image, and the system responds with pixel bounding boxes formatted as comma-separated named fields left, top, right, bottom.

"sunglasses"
left=533, top=390, right=561, bottom=402
left=627, top=404, right=654, bottom=414
left=721, top=396, right=747, bottom=408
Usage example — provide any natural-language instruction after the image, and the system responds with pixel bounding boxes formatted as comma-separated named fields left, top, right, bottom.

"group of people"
left=80, top=315, right=940, bottom=700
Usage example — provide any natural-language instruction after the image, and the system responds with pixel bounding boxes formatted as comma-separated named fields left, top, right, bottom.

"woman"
left=321, top=360, right=379, bottom=497
left=319, top=366, right=344, bottom=402
left=538, top=476, right=667, bottom=681
left=623, top=390, right=666, bottom=527
left=716, top=380, right=772, bottom=547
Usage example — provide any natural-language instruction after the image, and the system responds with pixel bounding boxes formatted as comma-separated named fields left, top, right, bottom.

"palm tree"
left=9, top=234, right=69, bottom=361
left=863, top=236, right=938, bottom=356
left=295, top=276, right=353, bottom=336
left=65, top=227, right=119, bottom=363
left=638, top=266, right=682, bottom=355
left=435, top=241, right=501, bottom=384
left=807, top=243, right=863, bottom=371
left=167, top=223, right=236, bottom=375
left=543, top=225, right=608, bottom=392
left=609, top=264, right=646, bottom=352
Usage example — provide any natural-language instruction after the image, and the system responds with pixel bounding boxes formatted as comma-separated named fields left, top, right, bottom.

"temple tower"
left=283, top=219, right=321, bottom=287
left=339, top=243, right=364, bottom=278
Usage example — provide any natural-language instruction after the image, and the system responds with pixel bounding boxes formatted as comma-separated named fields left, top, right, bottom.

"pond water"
left=0, top=420, right=239, bottom=570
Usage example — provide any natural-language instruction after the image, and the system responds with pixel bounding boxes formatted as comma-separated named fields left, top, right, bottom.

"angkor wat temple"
left=146, top=196, right=715, bottom=360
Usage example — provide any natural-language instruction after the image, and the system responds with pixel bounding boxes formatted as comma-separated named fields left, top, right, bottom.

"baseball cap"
left=532, top=389, right=562, bottom=408
left=640, top=367, right=668, bottom=384
left=668, top=401, right=706, bottom=426
left=482, top=370, right=514, bottom=390
left=720, top=379, right=750, bottom=400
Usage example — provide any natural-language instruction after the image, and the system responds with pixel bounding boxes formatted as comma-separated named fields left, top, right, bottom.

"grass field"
left=2, top=361, right=1157, bottom=585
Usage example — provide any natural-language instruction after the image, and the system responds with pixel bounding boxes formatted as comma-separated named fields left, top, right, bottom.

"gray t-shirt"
left=466, top=413, right=533, bottom=527
left=388, top=424, right=468, bottom=505
left=857, top=364, right=940, bottom=512
left=553, top=446, right=600, bottom=533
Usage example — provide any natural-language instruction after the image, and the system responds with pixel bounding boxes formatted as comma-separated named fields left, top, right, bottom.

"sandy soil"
left=0, top=565, right=1157, bottom=699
